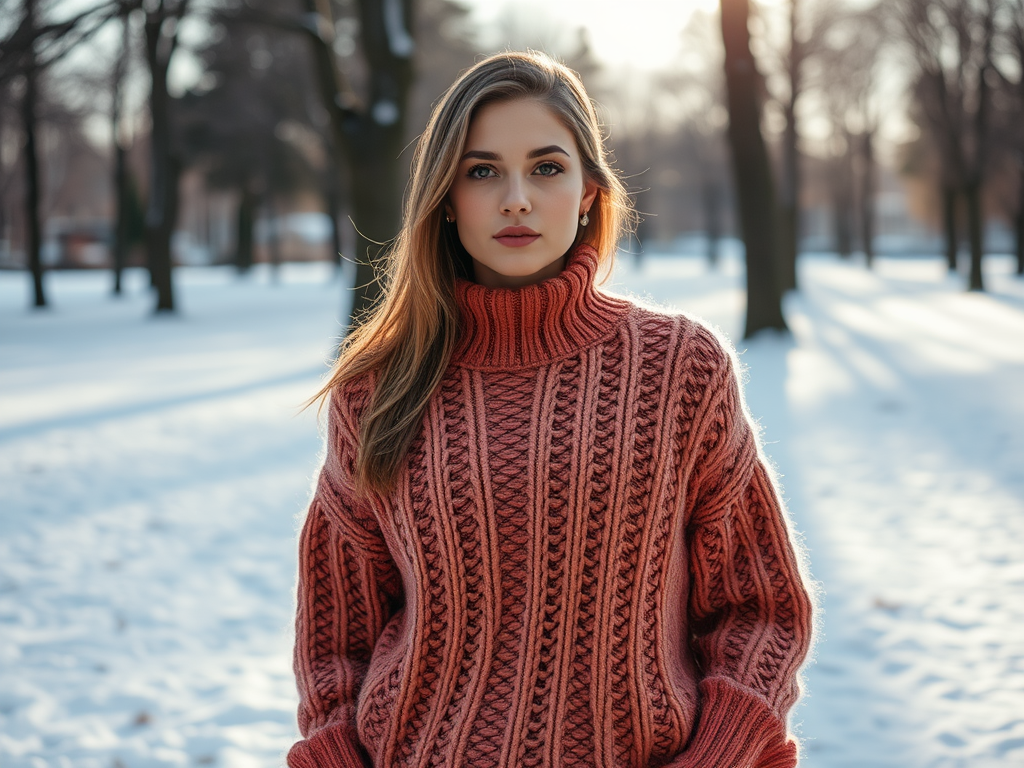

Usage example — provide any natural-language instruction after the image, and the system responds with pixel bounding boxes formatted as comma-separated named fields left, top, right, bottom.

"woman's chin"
left=470, top=254, right=567, bottom=288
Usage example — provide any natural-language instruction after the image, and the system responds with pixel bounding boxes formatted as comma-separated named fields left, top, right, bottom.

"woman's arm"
left=668, top=337, right=815, bottom=768
left=288, top=393, right=403, bottom=768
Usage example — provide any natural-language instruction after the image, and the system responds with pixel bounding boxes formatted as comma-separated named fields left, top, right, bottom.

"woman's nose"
left=501, top=177, right=531, bottom=214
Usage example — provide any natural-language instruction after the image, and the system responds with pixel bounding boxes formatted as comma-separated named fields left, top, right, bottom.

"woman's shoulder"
left=324, top=368, right=378, bottom=432
left=613, top=295, right=736, bottom=373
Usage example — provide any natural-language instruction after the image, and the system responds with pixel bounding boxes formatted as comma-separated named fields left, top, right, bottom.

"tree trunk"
left=111, top=12, right=130, bottom=296
left=321, top=136, right=346, bottom=271
left=834, top=201, right=852, bottom=257
left=833, top=138, right=855, bottom=258
left=324, top=172, right=343, bottom=270
left=112, top=140, right=129, bottom=294
left=965, top=180, right=984, bottom=290
left=265, top=192, right=282, bottom=281
left=778, top=160, right=798, bottom=288
left=23, top=0, right=45, bottom=309
left=143, top=4, right=183, bottom=314
left=720, top=0, right=787, bottom=338
left=964, top=46, right=991, bottom=292
left=348, top=138, right=403, bottom=317
left=302, top=0, right=413, bottom=330
left=778, top=0, right=800, bottom=292
left=860, top=129, right=876, bottom=268
left=943, top=185, right=958, bottom=272
left=1016, top=203, right=1023, bottom=276
left=235, top=184, right=255, bottom=274
left=1016, top=161, right=1023, bottom=274
left=704, top=179, right=721, bottom=268
left=145, top=156, right=180, bottom=311
left=1018, top=77, right=1024, bottom=275
left=327, top=188, right=344, bottom=272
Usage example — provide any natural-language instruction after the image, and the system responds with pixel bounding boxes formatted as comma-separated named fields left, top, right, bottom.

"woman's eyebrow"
left=528, top=144, right=570, bottom=159
left=460, top=145, right=571, bottom=162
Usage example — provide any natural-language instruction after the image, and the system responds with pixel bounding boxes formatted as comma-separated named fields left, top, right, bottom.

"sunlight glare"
left=464, top=0, right=727, bottom=71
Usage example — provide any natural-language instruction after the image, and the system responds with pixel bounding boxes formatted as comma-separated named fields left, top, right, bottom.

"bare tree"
left=653, top=10, right=731, bottom=266
left=813, top=8, right=888, bottom=266
left=757, top=0, right=837, bottom=288
left=1, top=0, right=123, bottom=308
left=180, top=4, right=322, bottom=276
left=721, top=0, right=788, bottom=337
left=0, top=1, right=120, bottom=86
left=997, top=0, right=1024, bottom=274
left=221, top=0, right=480, bottom=328
left=893, top=0, right=1002, bottom=290
left=778, top=0, right=805, bottom=290
left=142, top=0, right=190, bottom=313
left=300, top=0, right=414, bottom=327
left=21, top=0, right=45, bottom=307
left=110, top=6, right=132, bottom=296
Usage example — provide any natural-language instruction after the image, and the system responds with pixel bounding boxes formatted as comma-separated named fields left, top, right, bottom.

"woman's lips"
left=494, top=227, right=540, bottom=247
left=494, top=235, right=540, bottom=247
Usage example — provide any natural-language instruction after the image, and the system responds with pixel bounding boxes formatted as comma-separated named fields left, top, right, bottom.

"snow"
left=2, top=251, right=1023, bottom=768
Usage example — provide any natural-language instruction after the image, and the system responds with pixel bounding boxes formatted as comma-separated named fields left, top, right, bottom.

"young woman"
left=289, top=51, right=814, bottom=768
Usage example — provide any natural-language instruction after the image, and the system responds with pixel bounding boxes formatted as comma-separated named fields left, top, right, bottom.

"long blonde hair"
left=315, top=50, right=634, bottom=495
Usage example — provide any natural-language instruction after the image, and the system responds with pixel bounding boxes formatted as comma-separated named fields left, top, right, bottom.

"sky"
left=460, top=0, right=728, bottom=71
left=455, top=0, right=825, bottom=72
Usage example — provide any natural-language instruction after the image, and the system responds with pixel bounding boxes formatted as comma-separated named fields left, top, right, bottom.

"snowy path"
left=2, top=254, right=1023, bottom=768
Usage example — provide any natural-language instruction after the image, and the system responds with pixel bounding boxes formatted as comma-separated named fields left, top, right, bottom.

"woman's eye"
left=534, top=162, right=564, bottom=176
left=467, top=165, right=496, bottom=179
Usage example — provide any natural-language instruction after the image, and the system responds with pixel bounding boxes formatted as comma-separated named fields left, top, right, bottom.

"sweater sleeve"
left=288, top=391, right=403, bottom=768
left=667, top=338, right=814, bottom=768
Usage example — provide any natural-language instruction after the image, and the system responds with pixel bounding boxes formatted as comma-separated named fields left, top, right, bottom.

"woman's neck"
left=470, top=253, right=568, bottom=290
left=452, top=243, right=632, bottom=370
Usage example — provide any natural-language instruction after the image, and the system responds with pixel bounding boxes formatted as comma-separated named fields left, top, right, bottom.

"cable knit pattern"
left=289, top=244, right=813, bottom=768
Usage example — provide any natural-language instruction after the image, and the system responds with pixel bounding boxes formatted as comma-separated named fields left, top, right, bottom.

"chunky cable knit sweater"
left=289, top=244, right=813, bottom=768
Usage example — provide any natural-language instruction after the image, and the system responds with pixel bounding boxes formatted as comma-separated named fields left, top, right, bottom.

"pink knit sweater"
left=289, top=244, right=813, bottom=768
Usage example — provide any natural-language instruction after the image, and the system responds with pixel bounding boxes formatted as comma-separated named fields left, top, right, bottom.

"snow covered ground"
left=1, top=251, right=1022, bottom=768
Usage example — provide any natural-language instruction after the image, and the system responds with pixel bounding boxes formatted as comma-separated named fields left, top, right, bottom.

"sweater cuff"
left=665, top=677, right=798, bottom=768
left=287, top=724, right=368, bottom=768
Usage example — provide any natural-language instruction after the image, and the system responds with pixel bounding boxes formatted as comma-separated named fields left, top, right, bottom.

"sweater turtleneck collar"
left=452, top=243, right=632, bottom=369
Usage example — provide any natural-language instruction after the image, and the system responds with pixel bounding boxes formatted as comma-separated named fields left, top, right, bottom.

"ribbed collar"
left=452, top=243, right=632, bottom=370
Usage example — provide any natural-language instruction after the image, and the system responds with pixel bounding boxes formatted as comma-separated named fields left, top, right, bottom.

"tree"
left=997, top=0, right=1024, bottom=274
left=778, top=0, right=805, bottom=291
left=21, top=0, right=45, bottom=308
left=300, top=0, right=415, bottom=327
left=720, top=0, right=788, bottom=337
left=893, top=0, right=1002, bottom=290
left=813, top=8, right=888, bottom=266
left=653, top=10, right=731, bottom=266
left=850, top=12, right=889, bottom=269
left=110, top=6, right=133, bottom=295
left=142, top=0, right=190, bottom=313
left=753, top=0, right=829, bottom=288
left=223, top=0, right=477, bottom=327
left=306, top=0, right=482, bottom=326
left=1, top=0, right=124, bottom=308
left=181, top=2, right=321, bottom=276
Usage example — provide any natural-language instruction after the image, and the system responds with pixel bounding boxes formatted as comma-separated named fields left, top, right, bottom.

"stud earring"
left=445, top=214, right=455, bottom=223
left=579, top=211, right=589, bottom=227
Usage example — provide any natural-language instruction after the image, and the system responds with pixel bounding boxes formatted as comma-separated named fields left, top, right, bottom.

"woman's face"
left=446, top=98, right=598, bottom=289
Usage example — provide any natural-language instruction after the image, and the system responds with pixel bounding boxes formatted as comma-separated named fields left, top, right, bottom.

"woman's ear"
left=580, top=179, right=599, bottom=216
left=443, top=201, right=455, bottom=222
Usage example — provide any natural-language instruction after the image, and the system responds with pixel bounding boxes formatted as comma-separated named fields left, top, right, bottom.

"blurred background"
left=1, top=0, right=1022, bottom=317
left=1, top=1, right=1023, bottom=767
